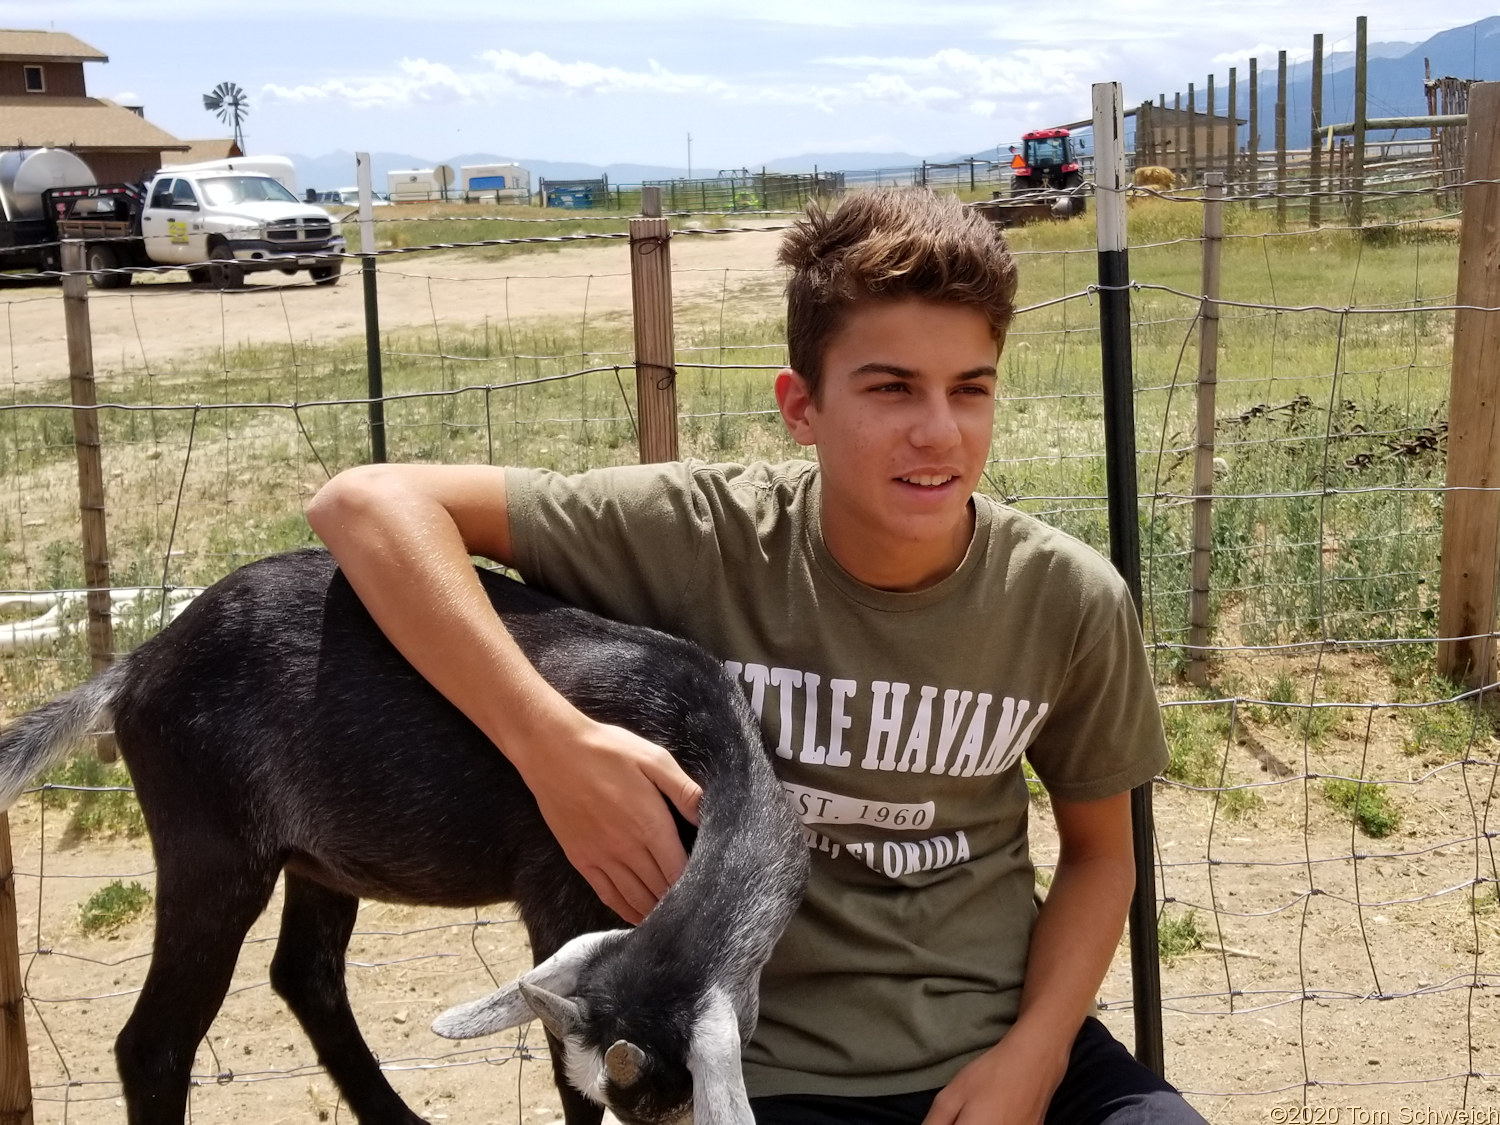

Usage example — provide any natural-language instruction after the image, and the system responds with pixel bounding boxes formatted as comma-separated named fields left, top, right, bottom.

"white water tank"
left=0, top=148, right=96, bottom=221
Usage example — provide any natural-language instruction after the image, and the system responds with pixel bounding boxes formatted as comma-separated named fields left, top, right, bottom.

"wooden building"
left=0, top=29, right=188, bottom=183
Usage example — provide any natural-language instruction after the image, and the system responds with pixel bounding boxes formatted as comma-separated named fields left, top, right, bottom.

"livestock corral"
left=2, top=122, right=1499, bottom=1125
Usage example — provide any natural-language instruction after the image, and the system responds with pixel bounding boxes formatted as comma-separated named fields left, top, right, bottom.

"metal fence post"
left=1092, top=80, right=1164, bottom=1077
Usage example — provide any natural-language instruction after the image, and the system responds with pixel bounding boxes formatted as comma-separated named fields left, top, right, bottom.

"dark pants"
left=750, top=1018, right=1208, bottom=1125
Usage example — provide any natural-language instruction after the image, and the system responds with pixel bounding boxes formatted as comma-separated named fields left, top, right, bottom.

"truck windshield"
left=199, top=176, right=300, bottom=206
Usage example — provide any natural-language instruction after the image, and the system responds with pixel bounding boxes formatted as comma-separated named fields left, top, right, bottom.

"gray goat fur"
left=0, top=548, right=808, bottom=1125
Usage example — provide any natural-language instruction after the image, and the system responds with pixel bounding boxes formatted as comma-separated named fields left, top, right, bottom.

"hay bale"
left=1132, top=165, right=1176, bottom=191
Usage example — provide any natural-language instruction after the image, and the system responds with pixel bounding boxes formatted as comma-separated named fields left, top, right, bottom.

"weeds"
left=1322, top=778, right=1400, bottom=838
left=79, top=880, right=152, bottom=935
left=1158, top=909, right=1205, bottom=962
left=1402, top=678, right=1499, bottom=764
left=1161, top=701, right=1261, bottom=818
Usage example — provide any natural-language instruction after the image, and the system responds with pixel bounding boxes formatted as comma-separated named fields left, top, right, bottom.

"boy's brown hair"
left=778, top=188, right=1019, bottom=396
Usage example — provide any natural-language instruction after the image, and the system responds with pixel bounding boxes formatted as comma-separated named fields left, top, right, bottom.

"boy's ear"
left=775, top=369, right=817, bottom=447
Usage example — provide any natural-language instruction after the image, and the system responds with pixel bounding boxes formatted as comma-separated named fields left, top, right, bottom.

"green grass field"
left=0, top=193, right=1462, bottom=712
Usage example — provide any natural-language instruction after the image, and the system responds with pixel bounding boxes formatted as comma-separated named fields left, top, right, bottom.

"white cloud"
left=477, top=49, right=730, bottom=96
left=262, top=58, right=500, bottom=108
left=1212, top=44, right=1314, bottom=66
left=820, top=47, right=1099, bottom=100
left=261, top=46, right=1054, bottom=115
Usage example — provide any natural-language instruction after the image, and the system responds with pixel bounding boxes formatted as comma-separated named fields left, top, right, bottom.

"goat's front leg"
left=270, top=872, right=425, bottom=1123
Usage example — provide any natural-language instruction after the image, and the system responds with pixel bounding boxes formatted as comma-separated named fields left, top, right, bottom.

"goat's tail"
left=0, top=661, right=128, bottom=812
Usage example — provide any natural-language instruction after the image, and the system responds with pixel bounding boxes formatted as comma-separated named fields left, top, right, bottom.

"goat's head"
left=432, top=931, right=753, bottom=1125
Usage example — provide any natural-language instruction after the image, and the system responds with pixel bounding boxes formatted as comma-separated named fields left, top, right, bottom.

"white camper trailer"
left=161, top=155, right=298, bottom=197
left=386, top=166, right=456, bottom=203
left=461, top=163, right=530, bottom=202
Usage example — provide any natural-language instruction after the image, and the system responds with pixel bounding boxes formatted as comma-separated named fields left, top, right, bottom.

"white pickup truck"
left=132, top=166, right=346, bottom=287
left=4, top=150, right=347, bottom=288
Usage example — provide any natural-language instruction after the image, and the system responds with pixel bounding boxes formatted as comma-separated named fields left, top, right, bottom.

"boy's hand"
left=517, top=718, right=703, bottom=925
left=922, top=1025, right=1068, bottom=1125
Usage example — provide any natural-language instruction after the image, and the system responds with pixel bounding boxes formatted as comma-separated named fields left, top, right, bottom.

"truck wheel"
left=208, top=243, right=245, bottom=291
left=188, top=267, right=211, bottom=286
left=1011, top=176, right=1035, bottom=199
left=87, top=244, right=130, bottom=289
left=309, top=261, right=342, bottom=286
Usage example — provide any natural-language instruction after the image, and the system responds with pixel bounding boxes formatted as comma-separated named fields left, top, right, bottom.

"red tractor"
left=1009, top=128, right=1087, bottom=216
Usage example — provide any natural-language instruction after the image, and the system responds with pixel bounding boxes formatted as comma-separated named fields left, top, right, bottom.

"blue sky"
left=9, top=1, right=1495, bottom=167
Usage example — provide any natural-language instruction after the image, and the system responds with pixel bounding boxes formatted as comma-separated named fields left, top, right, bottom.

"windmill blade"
left=203, top=81, right=249, bottom=147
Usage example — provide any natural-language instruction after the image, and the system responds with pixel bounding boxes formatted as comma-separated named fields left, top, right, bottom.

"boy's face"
left=775, top=298, right=999, bottom=591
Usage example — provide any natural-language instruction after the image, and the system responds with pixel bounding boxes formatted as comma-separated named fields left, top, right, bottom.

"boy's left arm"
left=923, top=790, right=1137, bottom=1125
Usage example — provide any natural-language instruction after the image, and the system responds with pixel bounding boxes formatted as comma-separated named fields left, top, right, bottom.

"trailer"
left=460, top=163, right=530, bottom=202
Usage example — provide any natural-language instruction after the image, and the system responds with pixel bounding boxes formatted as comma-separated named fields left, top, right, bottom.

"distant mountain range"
left=1204, top=16, right=1499, bottom=148
left=286, top=16, right=1497, bottom=192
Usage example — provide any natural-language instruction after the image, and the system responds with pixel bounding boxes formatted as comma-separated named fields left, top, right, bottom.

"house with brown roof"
left=0, top=28, right=188, bottom=183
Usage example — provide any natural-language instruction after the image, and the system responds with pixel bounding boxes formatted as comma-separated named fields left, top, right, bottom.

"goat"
left=0, top=548, right=808, bottom=1125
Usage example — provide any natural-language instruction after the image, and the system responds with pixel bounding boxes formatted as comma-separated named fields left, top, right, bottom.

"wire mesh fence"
left=1, top=164, right=1498, bottom=1122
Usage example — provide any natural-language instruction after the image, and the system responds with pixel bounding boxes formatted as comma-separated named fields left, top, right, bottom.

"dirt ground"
left=8, top=644, right=1500, bottom=1125
left=0, top=224, right=788, bottom=388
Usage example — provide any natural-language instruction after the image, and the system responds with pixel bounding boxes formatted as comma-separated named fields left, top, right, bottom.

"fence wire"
left=1, top=176, right=1496, bottom=1123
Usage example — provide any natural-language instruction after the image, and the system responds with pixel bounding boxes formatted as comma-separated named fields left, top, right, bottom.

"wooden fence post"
left=1310, top=34, right=1325, bottom=228
left=0, top=811, right=32, bottom=1125
left=1227, top=68, right=1238, bottom=192
left=1437, top=82, right=1500, bottom=689
left=1187, top=82, right=1197, bottom=185
left=631, top=188, right=678, bottom=463
left=1351, top=15, right=1368, bottom=227
left=1206, top=75, right=1217, bottom=181
left=1158, top=94, right=1168, bottom=171
left=1174, top=92, right=1185, bottom=185
left=61, top=241, right=116, bottom=762
left=1188, top=174, right=1224, bottom=687
left=1249, top=59, right=1260, bottom=208
left=1276, top=50, right=1288, bottom=230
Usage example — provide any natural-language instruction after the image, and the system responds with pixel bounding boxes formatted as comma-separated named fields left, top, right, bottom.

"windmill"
left=202, top=81, right=249, bottom=151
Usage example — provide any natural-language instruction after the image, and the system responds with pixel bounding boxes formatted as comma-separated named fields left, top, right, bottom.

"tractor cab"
left=1009, top=127, right=1087, bottom=215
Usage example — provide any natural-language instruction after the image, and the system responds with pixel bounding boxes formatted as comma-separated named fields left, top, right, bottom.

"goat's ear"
left=430, top=980, right=532, bottom=1039
left=517, top=980, right=583, bottom=1039
left=687, top=988, right=754, bottom=1125
left=430, top=929, right=625, bottom=1040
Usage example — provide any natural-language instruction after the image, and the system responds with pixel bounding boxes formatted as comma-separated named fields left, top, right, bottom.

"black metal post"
left=1092, top=80, right=1165, bottom=1078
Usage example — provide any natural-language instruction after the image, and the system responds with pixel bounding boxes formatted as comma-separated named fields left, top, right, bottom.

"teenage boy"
left=308, top=189, right=1208, bottom=1125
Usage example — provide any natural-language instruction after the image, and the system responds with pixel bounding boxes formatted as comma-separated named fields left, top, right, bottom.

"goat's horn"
left=605, top=1040, right=647, bottom=1087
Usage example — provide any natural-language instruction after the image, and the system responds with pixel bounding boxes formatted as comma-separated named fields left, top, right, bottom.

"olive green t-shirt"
left=506, top=459, right=1167, bottom=1098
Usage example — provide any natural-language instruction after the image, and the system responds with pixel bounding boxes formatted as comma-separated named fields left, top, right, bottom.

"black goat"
left=0, top=549, right=808, bottom=1125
